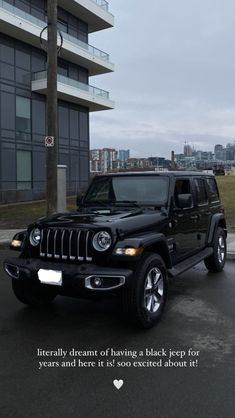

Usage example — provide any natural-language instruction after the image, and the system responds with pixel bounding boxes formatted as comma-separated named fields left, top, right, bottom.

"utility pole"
left=46, top=0, right=58, bottom=215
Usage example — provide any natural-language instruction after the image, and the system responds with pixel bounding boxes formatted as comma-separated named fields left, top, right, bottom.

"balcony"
left=58, top=0, right=114, bottom=32
left=32, top=71, right=114, bottom=112
left=0, top=0, right=114, bottom=75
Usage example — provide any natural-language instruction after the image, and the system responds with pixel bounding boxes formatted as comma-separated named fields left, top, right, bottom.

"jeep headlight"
left=93, top=231, right=112, bottom=252
left=29, top=228, right=41, bottom=246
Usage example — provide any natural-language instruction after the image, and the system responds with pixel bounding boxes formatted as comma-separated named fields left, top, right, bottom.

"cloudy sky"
left=90, top=0, right=235, bottom=158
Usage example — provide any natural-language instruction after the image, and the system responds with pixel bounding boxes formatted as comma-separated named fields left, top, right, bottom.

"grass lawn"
left=0, top=176, right=234, bottom=231
left=216, top=175, right=235, bottom=231
left=0, top=196, right=77, bottom=229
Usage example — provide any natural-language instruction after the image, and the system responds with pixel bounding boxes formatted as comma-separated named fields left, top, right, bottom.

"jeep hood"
left=34, top=208, right=167, bottom=237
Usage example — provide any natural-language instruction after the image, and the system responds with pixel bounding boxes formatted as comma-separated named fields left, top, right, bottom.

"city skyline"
left=90, top=139, right=235, bottom=161
left=90, top=0, right=235, bottom=158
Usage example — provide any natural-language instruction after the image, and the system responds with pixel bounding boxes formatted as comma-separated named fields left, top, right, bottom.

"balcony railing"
left=0, top=0, right=110, bottom=62
left=61, top=31, right=109, bottom=62
left=0, top=0, right=47, bottom=27
left=92, top=0, right=109, bottom=11
left=32, top=71, right=110, bottom=100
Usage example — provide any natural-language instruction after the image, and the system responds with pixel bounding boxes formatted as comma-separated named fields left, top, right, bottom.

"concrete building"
left=184, top=142, right=193, bottom=156
left=118, top=149, right=129, bottom=162
left=90, top=147, right=117, bottom=173
left=0, top=0, right=114, bottom=203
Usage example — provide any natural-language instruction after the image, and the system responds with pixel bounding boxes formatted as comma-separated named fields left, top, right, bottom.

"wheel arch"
left=143, top=241, right=172, bottom=268
left=207, top=213, right=227, bottom=245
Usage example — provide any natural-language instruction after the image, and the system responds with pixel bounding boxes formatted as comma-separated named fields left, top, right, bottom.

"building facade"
left=0, top=0, right=114, bottom=203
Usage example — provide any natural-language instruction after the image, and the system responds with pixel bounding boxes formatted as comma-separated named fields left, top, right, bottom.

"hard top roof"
left=96, top=171, right=214, bottom=177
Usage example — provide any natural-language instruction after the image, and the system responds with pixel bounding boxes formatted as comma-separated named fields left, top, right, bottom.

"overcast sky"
left=90, top=0, right=235, bottom=158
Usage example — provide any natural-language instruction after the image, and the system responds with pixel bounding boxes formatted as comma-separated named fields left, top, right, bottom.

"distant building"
left=90, top=148, right=117, bottom=173
left=118, top=150, right=130, bottom=161
left=226, top=143, right=235, bottom=161
left=184, top=143, right=193, bottom=156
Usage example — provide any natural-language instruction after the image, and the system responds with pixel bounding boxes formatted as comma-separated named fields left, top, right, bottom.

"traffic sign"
left=45, top=136, right=54, bottom=147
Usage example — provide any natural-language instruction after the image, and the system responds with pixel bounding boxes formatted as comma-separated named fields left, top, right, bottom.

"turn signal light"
left=115, top=247, right=143, bottom=256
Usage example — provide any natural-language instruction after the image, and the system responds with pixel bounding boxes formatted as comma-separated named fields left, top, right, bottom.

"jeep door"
left=192, top=177, right=211, bottom=249
left=169, top=177, right=198, bottom=263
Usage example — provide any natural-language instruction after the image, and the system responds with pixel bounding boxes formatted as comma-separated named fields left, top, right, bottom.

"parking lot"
left=0, top=249, right=235, bottom=418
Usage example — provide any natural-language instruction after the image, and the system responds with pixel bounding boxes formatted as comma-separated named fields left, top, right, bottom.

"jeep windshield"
left=83, top=175, right=169, bottom=207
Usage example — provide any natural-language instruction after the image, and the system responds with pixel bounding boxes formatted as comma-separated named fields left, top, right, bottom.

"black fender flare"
left=112, top=233, right=172, bottom=268
left=207, top=213, right=227, bottom=245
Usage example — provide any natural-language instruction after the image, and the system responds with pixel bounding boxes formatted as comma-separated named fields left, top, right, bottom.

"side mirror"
left=176, top=193, right=193, bottom=209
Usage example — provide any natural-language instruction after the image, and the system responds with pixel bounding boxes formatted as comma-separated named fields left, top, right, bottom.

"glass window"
left=58, top=18, right=68, bottom=33
left=174, top=179, right=191, bottom=207
left=17, top=150, right=32, bottom=190
left=58, top=64, right=69, bottom=77
left=206, top=178, right=219, bottom=201
left=0, top=42, right=14, bottom=64
left=80, top=111, right=89, bottom=140
left=15, top=48, right=30, bottom=70
left=193, top=178, right=207, bottom=205
left=1, top=92, right=15, bottom=130
left=0, top=63, right=15, bottom=80
left=32, top=99, right=45, bottom=135
left=69, top=109, right=79, bottom=139
left=59, top=105, right=69, bottom=138
left=16, top=68, right=30, bottom=85
left=16, top=96, right=31, bottom=140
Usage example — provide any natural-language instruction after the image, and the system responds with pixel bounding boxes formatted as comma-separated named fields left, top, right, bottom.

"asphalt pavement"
left=0, top=248, right=234, bottom=418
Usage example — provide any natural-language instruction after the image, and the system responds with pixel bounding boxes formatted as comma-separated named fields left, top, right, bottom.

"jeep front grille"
left=39, top=228, right=93, bottom=262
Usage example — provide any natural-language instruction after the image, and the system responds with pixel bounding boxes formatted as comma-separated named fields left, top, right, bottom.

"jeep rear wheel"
left=122, top=254, right=167, bottom=328
left=204, top=227, right=226, bottom=272
left=12, top=279, right=57, bottom=307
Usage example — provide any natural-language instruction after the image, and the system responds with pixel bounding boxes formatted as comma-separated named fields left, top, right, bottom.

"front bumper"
left=4, top=257, right=133, bottom=296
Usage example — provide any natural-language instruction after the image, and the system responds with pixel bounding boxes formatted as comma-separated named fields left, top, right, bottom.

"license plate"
left=38, top=269, right=62, bottom=286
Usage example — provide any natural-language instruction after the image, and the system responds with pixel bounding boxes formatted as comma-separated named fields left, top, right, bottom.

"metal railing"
left=91, top=0, right=109, bottom=11
left=32, top=71, right=110, bottom=100
left=0, top=0, right=110, bottom=62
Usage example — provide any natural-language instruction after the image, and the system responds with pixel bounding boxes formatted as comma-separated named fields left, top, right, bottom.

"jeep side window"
left=193, top=178, right=208, bottom=205
left=174, top=179, right=191, bottom=207
left=205, top=178, right=219, bottom=202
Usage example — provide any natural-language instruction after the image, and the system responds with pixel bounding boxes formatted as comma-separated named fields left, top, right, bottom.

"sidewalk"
left=0, top=229, right=234, bottom=259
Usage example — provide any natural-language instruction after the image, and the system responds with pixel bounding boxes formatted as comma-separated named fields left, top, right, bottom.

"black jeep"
left=4, top=171, right=227, bottom=328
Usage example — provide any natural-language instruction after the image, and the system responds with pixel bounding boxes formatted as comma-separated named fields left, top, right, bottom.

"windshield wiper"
left=82, top=200, right=141, bottom=209
left=82, top=200, right=111, bottom=207
left=109, top=200, right=141, bottom=208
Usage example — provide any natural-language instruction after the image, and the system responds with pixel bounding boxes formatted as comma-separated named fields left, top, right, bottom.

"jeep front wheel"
left=204, top=227, right=226, bottom=272
left=12, top=279, right=57, bottom=307
left=123, top=254, right=167, bottom=328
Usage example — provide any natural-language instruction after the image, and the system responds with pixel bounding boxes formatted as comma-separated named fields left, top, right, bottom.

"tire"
left=12, top=278, right=57, bottom=307
left=122, top=253, right=167, bottom=328
left=204, top=227, right=226, bottom=272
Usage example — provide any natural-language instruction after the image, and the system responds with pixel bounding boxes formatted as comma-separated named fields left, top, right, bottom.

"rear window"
left=205, top=178, right=219, bottom=201
left=193, top=178, right=208, bottom=205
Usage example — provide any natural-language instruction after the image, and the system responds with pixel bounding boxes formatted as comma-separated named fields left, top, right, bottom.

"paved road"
left=0, top=249, right=235, bottom=418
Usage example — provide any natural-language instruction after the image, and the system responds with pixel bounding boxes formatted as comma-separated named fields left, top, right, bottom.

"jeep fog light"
left=93, top=231, right=111, bottom=252
left=115, top=247, right=143, bottom=256
left=93, top=277, right=103, bottom=287
left=29, top=228, right=41, bottom=246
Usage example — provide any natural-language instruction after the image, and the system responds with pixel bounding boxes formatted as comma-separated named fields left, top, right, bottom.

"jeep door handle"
left=190, top=214, right=200, bottom=220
